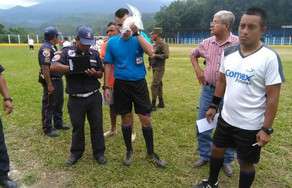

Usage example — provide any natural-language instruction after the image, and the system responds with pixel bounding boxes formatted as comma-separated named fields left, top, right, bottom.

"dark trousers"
left=68, top=92, right=105, bottom=158
left=41, top=79, right=64, bottom=133
left=0, top=118, right=9, bottom=176
left=151, top=66, right=165, bottom=101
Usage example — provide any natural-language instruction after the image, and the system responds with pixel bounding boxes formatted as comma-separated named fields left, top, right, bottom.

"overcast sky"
left=0, top=0, right=39, bottom=9
left=0, top=0, right=173, bottom=9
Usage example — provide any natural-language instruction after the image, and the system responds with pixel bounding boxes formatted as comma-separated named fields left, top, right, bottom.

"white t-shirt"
left=220, top=44, right=285, bottom=130
left=28, top=39, right=34, bottom=45
left=63, top=41, right=71, bottom=48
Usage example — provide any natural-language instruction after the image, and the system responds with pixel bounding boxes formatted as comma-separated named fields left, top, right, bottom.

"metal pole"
left=8, top=35, right=11, bottom=44
left=18, top=35, right=20, bottom=44
left=36, top=34, right=39, bottom=43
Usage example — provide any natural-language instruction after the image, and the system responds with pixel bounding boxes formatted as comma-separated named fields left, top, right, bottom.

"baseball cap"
left=44, top=26, right=60, bottom=39
left=76, top=25, right=95, bottom=46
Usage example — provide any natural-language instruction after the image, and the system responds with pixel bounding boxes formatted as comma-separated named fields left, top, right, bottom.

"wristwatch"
left=261, top=127, right=273, bottom=135
left=3, top=97, right=13, bottom=102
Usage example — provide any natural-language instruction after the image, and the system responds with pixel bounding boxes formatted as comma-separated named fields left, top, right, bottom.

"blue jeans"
left=196, top=85, right=234, bottom=164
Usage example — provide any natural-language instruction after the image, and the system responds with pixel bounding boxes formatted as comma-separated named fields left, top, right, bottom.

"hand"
left=47, top=84, right=55, bottom=95
left=195, top=68, right=206, bottom=85
left=3, top=100, right=13, bottom=115
left=206, top=108, right=217, bottom=123
left=85, top=68, right=103, bottom=78
left=147, top=66, right=152, bottom=71
left=130, top=24, right=139, bottom=35
left=103, top=88, right=111, bottom=104
left=256, top=130, right=271, bottom=147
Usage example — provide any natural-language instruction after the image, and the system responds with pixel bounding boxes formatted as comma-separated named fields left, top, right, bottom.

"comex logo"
left=225, top=69, right=254, bottom=84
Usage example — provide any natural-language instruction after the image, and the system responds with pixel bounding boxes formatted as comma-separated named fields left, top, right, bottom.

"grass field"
left=0, top=44, right=291, bottom=188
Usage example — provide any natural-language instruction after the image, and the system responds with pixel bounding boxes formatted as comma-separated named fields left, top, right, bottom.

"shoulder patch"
left=224, top=44, right=239, bottom=57
left=52, top=54, right=61, bottom=62
left=42, top=48, right=51, bottom=57
left=68, top=50, right=76, bottom=57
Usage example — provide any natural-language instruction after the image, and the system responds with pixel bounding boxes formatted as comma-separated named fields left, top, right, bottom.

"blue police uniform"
left=52, top=26, right=106, bottom=163
left=0, top=65, right=17, bottom=188
left=38, top=27, right=65, bottom=135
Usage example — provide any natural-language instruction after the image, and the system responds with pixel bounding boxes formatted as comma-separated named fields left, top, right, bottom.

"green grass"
left=0, top=45, right=291, bottom=188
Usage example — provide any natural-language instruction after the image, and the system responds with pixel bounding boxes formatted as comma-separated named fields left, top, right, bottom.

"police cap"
left=76, top=25, right=95, bottom=46
left=44, top=26, right=60, bottom=41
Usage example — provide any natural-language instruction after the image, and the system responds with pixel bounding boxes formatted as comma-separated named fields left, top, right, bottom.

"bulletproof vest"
left=65, top=49, right=101, bottom=94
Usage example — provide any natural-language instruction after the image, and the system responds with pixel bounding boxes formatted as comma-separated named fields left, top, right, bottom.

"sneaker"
left=147, top=153, right=167, bottom=168
left=0, top=176, right=17, bottom=188
left=45, top=129, right=59, bottom=137
left=96, top=155, right=107, bottom=165
left=65, top=155, right=81, bottom=166
left=131, top=132, right=136, bottom=142
left=193, top=159, right=208, bottom=168
left=104, top=130, right=117, bottom=137
left=55, top=124, right=70, bottom=130
left=223, top=163, right=233, bottom=177
left=123, top=150, right=133, bottom=166
left=192, top=179, right=219, bottom=188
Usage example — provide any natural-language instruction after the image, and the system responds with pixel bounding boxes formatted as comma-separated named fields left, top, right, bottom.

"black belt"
left=51, top=77, right=62, bottom=80
left=70, top=89, right=98, bottom=98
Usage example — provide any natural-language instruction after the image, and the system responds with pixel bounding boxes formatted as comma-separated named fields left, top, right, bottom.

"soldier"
left=149, top=27, right=169, bottom=111
left=50, top=26, right=106, bottom=165
left=0, top=65, right=17, bottom=188
left=38, top=26, right=69, bottom=138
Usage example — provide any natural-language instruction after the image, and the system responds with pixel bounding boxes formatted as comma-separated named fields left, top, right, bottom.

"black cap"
left=76, top=25, right=95, bottom=46
left=44, top=26, right=60, bottom=40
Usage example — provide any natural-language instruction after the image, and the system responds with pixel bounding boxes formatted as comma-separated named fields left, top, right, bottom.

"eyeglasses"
left=117, top=24, right=123, bottom=27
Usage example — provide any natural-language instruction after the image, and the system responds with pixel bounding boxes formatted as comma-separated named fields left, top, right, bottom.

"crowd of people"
left=0, top=6, right=284, bottom=188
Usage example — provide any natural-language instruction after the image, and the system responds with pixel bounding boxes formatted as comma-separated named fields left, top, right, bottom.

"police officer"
left=50, top=26, right=106, bottom=165
left=38, top=26, right=69, bottom=138
left=0, top=65, right=17, bottom=188
left=149, top=27, right=169, bottom=111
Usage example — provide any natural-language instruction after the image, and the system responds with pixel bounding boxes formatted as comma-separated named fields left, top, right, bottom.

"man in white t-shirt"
left=193, top=7, right=285, bottom=188
left=28, top=38, right=34, bottom=50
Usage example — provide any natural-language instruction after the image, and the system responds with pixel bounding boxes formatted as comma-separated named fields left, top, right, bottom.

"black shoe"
left=65, top=155, right=81, bottom=166
left=55, top=125, right=70, bottom=130
left=123, top=150, right=133, bottom=166
left=192, top=179, right=218, bottom=188
left=147, top=153, right=167, bottom=168
left=96, top=155, right=107, bottom=165
left=45, top=129, right=59, bottom=137
left=151, top=105, right=157, bottom=111
left=157, top=98, right=164, bottom=108
left=0, top=176, right=17, bottom=188
left=193, top=159, right=208, bottom=168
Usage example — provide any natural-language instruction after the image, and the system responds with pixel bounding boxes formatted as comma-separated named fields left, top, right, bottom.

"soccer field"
left=0, top=45, right=291, bottom=187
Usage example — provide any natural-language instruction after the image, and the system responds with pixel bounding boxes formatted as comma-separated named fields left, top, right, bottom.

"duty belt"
left=70, top=89, right=98, bottom=98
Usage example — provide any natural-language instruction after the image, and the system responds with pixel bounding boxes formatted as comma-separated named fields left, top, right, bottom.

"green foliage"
left=154, top=0, right=292, bottom=35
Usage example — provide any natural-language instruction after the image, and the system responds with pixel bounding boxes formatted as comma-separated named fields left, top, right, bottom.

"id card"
left=136, top=57, right=143, bottom=64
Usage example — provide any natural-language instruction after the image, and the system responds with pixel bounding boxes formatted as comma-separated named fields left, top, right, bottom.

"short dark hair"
left=107, top=22, right=116, bottom=27
left=64, top=37, right=68, bottom=40
left=245, top=7, right=267, bottom=26
left=115, top=8, right=129, bottom=18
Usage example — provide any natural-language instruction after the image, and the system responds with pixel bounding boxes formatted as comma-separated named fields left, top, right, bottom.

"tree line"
left=154, top=0, right=292, bottom=36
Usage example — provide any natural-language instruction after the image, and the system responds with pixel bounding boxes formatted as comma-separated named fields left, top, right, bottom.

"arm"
left=0, top=74, right=13, bottom=114
left=136, top=35, right=153, bottom=57
left=190, top=49, right=205, bottom=85
left=50, top=62, right=69, bottom=74
left=42, top=64, right=54, bottom=94
left=256, top=84, right=281, bottom=146
left=206, top=73, right=226, bottom=122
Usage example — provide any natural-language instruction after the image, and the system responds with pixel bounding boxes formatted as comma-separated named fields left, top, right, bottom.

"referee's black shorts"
left=213, top=116, right=261, bottom=164
left=113, top=79, right=152, bottom=115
